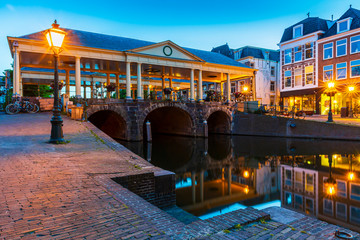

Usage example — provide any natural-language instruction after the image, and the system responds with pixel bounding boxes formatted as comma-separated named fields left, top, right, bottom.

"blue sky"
left=0, top=0, right=355, bottom=73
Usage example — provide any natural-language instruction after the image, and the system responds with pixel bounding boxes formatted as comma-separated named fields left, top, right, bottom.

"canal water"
left=118, top=135, right=360, bottom=232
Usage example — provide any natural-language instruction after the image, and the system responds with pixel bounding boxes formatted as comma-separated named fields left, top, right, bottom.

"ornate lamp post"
left=326, top=82, right=335, bottom=123
left=348, top=86, right=355, bottom=118
left=45, top=20, right=67, bottom=144
left=324, top=154, right=336, bottom=196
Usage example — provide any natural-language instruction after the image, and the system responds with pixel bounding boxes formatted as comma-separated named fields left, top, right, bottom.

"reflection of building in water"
left=281, top=154, right=360, bottom=232
left=176, top=155, right=281, bottom=216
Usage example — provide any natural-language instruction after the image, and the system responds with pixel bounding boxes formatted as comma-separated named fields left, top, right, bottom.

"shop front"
left=280, top=88, right=321, bottom=114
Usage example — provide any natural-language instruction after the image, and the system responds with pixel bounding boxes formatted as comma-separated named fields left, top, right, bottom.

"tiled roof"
left=211, top=44, right=234, bottom=59
left=18, top=29, right=249, bottom=69
left=237, top=46, right=280, bottom=62
left=321, top=7, right=360, bottom=38
left=280, top=17, right=330, bottom=43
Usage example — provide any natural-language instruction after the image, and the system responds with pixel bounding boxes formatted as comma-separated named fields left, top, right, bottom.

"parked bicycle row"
left=5, top=97, right=39, bottom=114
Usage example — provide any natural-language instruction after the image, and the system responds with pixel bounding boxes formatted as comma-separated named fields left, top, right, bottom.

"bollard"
left=203, top=120, right=208, bottom=138
left=146, top=142, right=152, bottom=162
left=146, top=121, right=152, bottom=142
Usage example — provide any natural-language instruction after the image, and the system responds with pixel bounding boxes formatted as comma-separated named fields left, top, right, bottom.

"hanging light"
left=45, top=20, right=66, bottom=53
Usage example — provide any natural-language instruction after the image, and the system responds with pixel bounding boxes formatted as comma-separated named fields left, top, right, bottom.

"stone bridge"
left=86, top=99, right=235, bottom=141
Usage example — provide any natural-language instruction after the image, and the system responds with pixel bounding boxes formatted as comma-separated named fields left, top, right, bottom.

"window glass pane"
left=294, top=69, right=302, bottom=86
left=305, top=173, right=314, bottom=192
left=285, top=70, right=291, bottom=77
left=337, top=180, right=346, bottom=197
left=350, top=206, right=360, bottom=224
left=337, top=39, right=346, bottom=45
left=295, top=195, right=303, bottom=210
left=339, top=21, right=348, bottom=32
left=305, top=198, right=314, bottom=214
left=337, top=62, right=347, bottom=68
left=305, top=43, right=313, bottom=59
left=337, top=40, right=346, bottom=56
left=294, top=26, right=302, bottom=38
left=285, top=169, right=292, bottom=185
left=324, top=43, right=333, bottom=59
left=305, top=65, right=313, bottom=74
left=324, top=43, right=333, bottom=48
left=285, top=49, right=292, bottom=64
left=351, top=184, right=360, bottom=201
left=351, top=36, right=360, bottom=53
left=337, top=203, right=346, bottom=220
left=352, top=66, right=360, bottom=77
left=323, top=199, right=333, bottom=215
left=324, top=65, right=333, bottom=71
left=351, top=59, right=360, bottom=66
left=294, top=46, right=302, bottom=62
left=285, top=192, right=292, bottom=206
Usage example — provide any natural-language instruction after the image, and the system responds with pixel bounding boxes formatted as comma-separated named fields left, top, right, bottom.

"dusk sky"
left=0, top=0, right=356, bottom=73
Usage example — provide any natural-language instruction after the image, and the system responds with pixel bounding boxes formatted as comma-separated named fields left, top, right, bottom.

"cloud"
left=6, top=4, right=15, bottom=11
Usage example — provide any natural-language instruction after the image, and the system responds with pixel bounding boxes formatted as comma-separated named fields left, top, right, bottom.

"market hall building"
left=7, top=25, right=255, bottom=102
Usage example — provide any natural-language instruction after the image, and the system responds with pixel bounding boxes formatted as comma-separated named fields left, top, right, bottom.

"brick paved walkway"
left=0, top=112, right=358, bottom=239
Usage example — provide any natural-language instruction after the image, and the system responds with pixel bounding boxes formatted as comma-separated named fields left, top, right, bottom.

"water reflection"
left=118, top=135, right=360, bottom=232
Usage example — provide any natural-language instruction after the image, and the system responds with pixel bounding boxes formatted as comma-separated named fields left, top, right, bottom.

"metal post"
left=50, top=54, right=65, bottom=143
left=203, top=120, right=208, bottom=138
left=350, top=94, right=353, bottom=118
left=146, top=121, right=152, bottom=142
left=327, top=94, right=333, bottom=122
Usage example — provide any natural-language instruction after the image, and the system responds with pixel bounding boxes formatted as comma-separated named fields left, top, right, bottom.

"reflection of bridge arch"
left=142, top=105, right=196, bottom=137
left=206, top=110, right=232, bottom=134
left=88, top=106, right=130, bottom=140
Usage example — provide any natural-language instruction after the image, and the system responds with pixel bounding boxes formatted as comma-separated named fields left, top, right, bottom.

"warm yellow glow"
left=244, top=187, right=249, bottom=194
left=176, top=87, right=180, bottom=90
left=349, top=86, right=355, bottom=92
left=327, top=82, right=335, bottom=88
left=243, top=170, right=249, bottom=178
left=243, top=86, right=249, bottom=92
left=333, top=100, right=337, bottom=103
left=349, top=172, right=355, bottom=181
left=149, top=85, right=152, bottom=88
left=327, top=185, right=336, bottom=195
left=46, top=28, right=66, bottom=48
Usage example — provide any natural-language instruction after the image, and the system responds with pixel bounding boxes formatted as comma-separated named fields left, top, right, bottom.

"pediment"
left=128, top=41, right=203, bottom=61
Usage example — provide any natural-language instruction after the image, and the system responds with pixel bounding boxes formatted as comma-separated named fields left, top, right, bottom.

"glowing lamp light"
left=349, top=86, right=355, bottom=92
left=324, top=178, right=336, bottom=196
left=328, top=185, right=335, bottom=195
left=327, top=82, right=335, bottom=89
left=348, top=172, right=355, bottom=181
left=243, top=170, right=249, bottom=178
left=45, top=20, right=66, bottom=51
left=244, top=187, right=249, bottom=194
left=243, top=86, right=249, bottom=92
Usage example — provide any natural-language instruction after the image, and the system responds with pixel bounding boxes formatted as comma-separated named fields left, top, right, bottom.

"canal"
left=118, top=135, right=360, bottom=232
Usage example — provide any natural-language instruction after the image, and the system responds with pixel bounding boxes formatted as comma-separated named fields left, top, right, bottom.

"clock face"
left=163, top=46, right=173, bottom=56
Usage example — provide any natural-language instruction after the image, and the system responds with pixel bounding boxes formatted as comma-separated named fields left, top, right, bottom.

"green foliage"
left=223, top=230, right=230, bottom=234
left=234, top=224, right=242, bottom=229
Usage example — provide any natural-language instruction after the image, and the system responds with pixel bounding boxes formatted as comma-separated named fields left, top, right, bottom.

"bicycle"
left=5, top=97, right=39, bottom=114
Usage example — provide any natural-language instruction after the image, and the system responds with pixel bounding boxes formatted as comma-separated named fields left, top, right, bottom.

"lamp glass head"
left=327, top=82, right=335, bottom=88
left=349, top=86, right=355, bottom=92
left=45, top=21, right=66, bottom=49
left=243, top=86, right=248, bottom=92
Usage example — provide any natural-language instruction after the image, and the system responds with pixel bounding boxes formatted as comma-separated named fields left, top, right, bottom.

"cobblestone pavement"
left=0, top=112, right=359, bottom=239
left=305, top=114, right=360, bottom=127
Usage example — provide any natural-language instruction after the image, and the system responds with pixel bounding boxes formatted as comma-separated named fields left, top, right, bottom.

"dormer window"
left=337, top=18, right=352, bottom=33
left=293, top=25, right=303, bottom=39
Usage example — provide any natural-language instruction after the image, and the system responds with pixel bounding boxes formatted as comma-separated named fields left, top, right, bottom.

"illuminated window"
left=336, top=62, right=347, bottom=80
left=284, top=49, right=292, bottom=64
left=295, top=171, right=302, bottom=189
left=324, top=43, right=333, bottom=59
left=305, top=42, right=313, bottom=59
left=285, top=192, right=292, bottom=206
left=294, top=46, right=302, bottom=62
left=336, top=39, right=347, bottom=57
left=294, top=69, right=302, bottom=86
left=324, top=65, right=333, bottom=81
left=285, top=70, right=292, bottom=87
left=305, top=173, right=314, bottom=193
left=305, top=65, right=314, bottom=85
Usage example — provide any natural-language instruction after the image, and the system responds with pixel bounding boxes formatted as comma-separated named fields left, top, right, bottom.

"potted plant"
left=50, top=81, right=64, bottom=90
left=105, top=83, right=116, bottom=92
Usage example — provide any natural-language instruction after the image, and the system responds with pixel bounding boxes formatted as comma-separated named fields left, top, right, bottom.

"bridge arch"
left=141, top=104, right=196, bottom=138
left=206, top=110, right=231, bottom=134
left=88, top=108, right=128, bottom=140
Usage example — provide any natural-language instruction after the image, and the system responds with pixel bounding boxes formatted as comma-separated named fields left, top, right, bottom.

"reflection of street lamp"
left=243, top=86, right=249, bottom=101
left=349, top=155, right=355, bottom=181
left=45, top=20, right=67, bottom=144
left=326, top=82, right=335, bottom=123
left=348, top=86, right=355, bottom=118
left=243, top=170, right=249, bottom=178
left=324, top=154, right=336, bottom=196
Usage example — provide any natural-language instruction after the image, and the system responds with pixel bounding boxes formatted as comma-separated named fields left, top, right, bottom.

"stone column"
left=126, top=62, right=132, bottom=100
left=13, top=47, right=20, bottom=95
left=226, top=73, right=231, bottom=103
left=190, top=69, right=195, bottom=102
left=198, top=70, right=203, bottom=101
left=137, top=63, right=143, bottom=100
left=161, top=76, right=165, bottom=100
left=75, top=56, right=81, bottom=98
left=100, top=82, right=104, bottom=98
left=65, top=69, right=70, bottom=95
left=106, top=73, right=110, bottom=99
left=115, top=74, right=120, bottom=99
left=83, top=81, right=87, bottom=99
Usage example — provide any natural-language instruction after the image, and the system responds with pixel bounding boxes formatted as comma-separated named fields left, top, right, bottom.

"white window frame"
left=350, top=183, right=360, bottom=201
left=336, top=179, right=347, bottom=198
left=323, top=65, right=333, bottom=81
left=336, top=39, right=347, bottom=57
left=336, top=202, right=347, bottom=220
left=293, top=24, right=303, bottom=39
left=337, top=18, right=352, bottom=34
left=271, top=66, right=275, bottom=77
left=294, top=68, right=302, bottom=87
left=350, top=59, right=360, bottom=78
left=284, top=70, right=292, bottom=88
left=305, top=172, right=314, bottom=194
left=305, top=42, right=313, bottom=59
left=305, top=65, right=314, bottom=85
left=323, top=43, right=333, bottom=60
left=284, top=49, right=292, bottom=65
left=294, top=46, right=302, bottom=62
left=336, top=62, right=347, bottom=80
left=351, top=35, right=360, bottom=54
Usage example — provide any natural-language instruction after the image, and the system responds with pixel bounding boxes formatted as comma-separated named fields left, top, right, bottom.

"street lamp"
left=326, top=82, right=335, bottom=123
left=324, top=154, right=337, bottom=196
left=348, top=86, right=355, bottom=118
left=45, top=20, right=67, bottom=144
